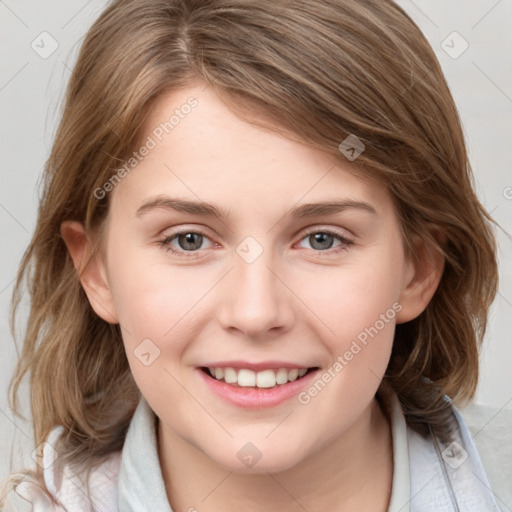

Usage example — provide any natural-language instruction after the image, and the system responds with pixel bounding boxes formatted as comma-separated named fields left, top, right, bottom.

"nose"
left=217, top=247, right=296, bottom=340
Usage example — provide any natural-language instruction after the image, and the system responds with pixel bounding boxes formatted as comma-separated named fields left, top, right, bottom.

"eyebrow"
left=135, top=196, right=377, bottom=219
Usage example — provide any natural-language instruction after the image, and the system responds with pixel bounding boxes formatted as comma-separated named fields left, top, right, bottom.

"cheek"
left=291, top=250, right=403, bottom=383
left=297, top=256, right=403, bottom=338
left=105, top=249, right=212, bottom=402
left=105, top=244, right=227, bottom=365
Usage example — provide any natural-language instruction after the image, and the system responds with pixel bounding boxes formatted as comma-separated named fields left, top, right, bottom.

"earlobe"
left=395, top=236, right=445, bottom=324
left=60, top=221, right=118, bottom=324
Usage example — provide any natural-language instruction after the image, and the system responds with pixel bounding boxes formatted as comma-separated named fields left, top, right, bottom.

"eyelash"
left=157, top=228, right=354, bottom=258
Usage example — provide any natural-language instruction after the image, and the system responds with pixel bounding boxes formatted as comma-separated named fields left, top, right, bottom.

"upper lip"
left=199, top=360, right=317, bottom=371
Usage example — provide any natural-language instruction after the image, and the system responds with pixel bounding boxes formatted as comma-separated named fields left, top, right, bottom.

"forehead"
left=110, top=84, right=394, bottom=221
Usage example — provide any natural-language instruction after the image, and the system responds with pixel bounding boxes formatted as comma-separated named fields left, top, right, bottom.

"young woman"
left=2, top=0, right=502, bottom=510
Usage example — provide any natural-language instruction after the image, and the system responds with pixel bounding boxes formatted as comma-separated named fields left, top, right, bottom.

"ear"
left=60, top=221, right=119, bottom=324
left=395, top=233, right=445, bottom=324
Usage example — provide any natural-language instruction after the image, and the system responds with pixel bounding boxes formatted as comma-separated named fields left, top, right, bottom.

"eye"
left=297, top=229, right=353, bottom=253
left=158, top=230, right=214, bottom=256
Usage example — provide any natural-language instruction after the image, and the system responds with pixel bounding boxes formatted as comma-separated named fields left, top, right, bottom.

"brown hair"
left=4, top=0, right=498, bottom=501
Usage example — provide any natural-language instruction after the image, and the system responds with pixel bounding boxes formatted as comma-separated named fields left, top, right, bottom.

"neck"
left=158, top=397, right=393, bottom=512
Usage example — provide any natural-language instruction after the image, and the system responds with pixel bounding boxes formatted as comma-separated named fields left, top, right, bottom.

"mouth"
left=199, top=366, right=319, bottom=389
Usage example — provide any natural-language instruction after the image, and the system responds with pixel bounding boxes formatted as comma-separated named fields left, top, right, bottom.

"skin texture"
left=62, top=82, right=443, bottom=511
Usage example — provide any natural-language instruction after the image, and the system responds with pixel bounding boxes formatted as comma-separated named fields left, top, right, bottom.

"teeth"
left=206, top=366, right=311, bottom=388
left=288, top=368, right=299, bottom=382
left=238, top=369, right=256, bottom=387
left=256, top=369, right=276, bottom=388
left=223, top=367, right=237, bottom=384
left=276, top=368, right=289, bottom=385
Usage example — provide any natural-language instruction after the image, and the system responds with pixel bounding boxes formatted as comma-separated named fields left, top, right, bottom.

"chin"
left=206, top=440, right=307, bottom=475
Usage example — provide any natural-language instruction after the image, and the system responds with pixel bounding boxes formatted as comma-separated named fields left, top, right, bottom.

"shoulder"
left=458, top=402, right=512, bottom=510
left=3, top=426, right=122, bottom=512
left=407, top=397, right=505, bottom=511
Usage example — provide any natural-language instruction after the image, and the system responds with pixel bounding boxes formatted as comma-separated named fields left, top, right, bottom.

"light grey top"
left=5, top=390, right=502, bottom=511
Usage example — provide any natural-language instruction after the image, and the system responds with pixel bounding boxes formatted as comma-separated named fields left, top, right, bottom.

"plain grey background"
left=1, top=0, right=511, bottom=503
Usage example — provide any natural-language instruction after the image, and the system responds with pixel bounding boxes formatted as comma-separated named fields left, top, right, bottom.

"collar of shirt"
left=116, top=391, right=411, bottom=512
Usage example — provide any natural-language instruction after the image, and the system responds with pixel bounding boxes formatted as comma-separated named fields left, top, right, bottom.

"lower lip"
left=196, top=368, right=319, bottom=408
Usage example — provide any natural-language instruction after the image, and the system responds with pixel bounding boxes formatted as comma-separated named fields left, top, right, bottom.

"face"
left=89, top=83, right=418, bottom=473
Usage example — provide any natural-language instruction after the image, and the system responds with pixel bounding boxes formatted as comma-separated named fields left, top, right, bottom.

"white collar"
left=385, top=390, right=411, bottom=512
